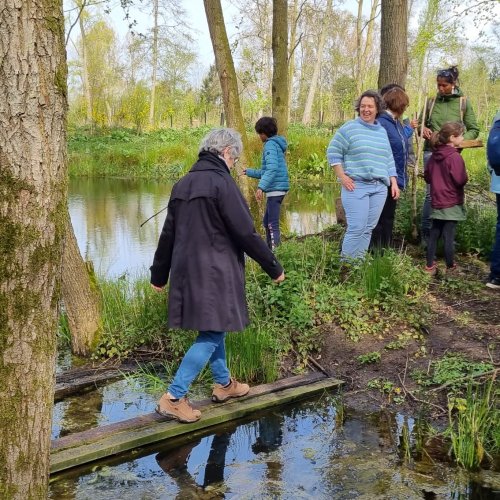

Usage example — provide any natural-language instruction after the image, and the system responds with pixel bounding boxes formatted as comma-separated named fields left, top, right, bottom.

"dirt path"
left=314, top=258, right=500, bottom=418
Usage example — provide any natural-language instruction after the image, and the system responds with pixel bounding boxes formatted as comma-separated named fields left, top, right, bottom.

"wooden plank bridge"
left=51, top=372, right=342, bottom=474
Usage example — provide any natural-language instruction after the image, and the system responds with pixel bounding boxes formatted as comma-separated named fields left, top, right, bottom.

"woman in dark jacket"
left=371, top=86, right=415, bottom=248
left=150, top=128, right=285, bottom=423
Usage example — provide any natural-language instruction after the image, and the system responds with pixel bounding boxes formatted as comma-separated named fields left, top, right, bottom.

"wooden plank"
left=51, top=377, right=342, bottom=473
left=54, top=362, right=161, bottom=402
left=52, top=372, right=327, bottom=451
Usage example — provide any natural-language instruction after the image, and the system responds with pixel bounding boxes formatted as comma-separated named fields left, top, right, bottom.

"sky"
left=65, top=0, right=500, bottom=83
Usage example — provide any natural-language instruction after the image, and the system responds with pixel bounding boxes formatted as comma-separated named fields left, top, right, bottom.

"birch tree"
left=302, top=0, right=333, bottom=125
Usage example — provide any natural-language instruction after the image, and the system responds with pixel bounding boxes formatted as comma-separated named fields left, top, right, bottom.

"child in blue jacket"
left=244, top=117, right=290, bottom=249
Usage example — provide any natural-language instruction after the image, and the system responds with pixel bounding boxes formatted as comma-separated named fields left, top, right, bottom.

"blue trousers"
left=168, top=331, right=230, bottom=399
left=263, top=195, right=285, bottom=250
left=490, top=194, right=500, bottom=280
left=341, top=181, right=388, bottom=259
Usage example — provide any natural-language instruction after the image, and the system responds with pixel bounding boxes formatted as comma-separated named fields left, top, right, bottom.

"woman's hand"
left=390, top=179, right=400, bottom=200
left=255, top=188, right=263, bottom=201
left=340, top=174, right=355, bottom=191
left=151, top=284, right=164, bottom=292
left=422, top=126, right=432, bottom=139
left=273, top=272, right=285, bottom=283
left=409, top=119, right=418, bottom=129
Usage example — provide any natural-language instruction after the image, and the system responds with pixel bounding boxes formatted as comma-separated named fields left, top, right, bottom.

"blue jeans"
left=421, top=151, right=433, bottom=241
left=490, top=194, right=500, bottom=280
left=263, top=195, right=285, bottom=250
left=168, top=331, right=230, bottom=399
left=341, top=181, right=388, bottom=259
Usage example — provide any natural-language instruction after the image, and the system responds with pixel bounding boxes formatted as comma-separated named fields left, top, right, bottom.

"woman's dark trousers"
left=371, top=186, right=397, bottom=249
left=263, top=195, right=285, bottom=250
left=490, top=194, right=500, bottom=280
left=426, top=219, right=457, bottom=268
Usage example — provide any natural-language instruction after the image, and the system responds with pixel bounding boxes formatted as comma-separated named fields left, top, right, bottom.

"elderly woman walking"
left=327, top=90, right=399, bottom=259
left=150, top=128, right=285, bottom=423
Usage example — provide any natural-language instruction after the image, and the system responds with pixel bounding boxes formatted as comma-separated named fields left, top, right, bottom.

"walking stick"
left=411, top=96, right=428, bottom=241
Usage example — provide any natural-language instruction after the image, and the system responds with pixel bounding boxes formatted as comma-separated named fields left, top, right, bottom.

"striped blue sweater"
left=327, top=117, right=397, bottom=186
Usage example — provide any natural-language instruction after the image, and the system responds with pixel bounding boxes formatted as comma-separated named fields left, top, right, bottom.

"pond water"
left=50, top=385, right=500, bottom=499
left=58, top=178, right=500, bottom=499
left=69, top=177, right=338, bottom=279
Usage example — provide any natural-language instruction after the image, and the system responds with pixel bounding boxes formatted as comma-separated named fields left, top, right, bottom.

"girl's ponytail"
left=429, top=131, right=441, bottom=149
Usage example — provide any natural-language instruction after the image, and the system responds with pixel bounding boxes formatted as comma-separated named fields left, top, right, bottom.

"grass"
left=446, top=379, right=499, bottom=470
left=89, top=236, right=431, bottom=384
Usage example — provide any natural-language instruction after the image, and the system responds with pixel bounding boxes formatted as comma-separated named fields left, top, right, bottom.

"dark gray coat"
left=150, top=151, right=283, bottom=332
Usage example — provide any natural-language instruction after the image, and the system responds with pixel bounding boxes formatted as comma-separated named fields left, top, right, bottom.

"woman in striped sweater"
left=327, top=90, right=399, bottom=259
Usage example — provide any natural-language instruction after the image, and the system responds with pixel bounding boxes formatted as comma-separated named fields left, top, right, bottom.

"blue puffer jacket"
left=246, top=135, right=290, bottom=192
left=378, top=111, right=411, bottom=189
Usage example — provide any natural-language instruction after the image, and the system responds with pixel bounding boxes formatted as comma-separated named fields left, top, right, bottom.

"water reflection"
left=50, top=398, right=499, bottom=499
left=69, top=178, right=338, bottom=278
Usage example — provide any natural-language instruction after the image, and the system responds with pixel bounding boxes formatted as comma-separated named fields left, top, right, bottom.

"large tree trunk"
left=302, top=0, right=332, bottom=125
left=378, top=0, right=408, bottom=89
left=0, top=1, right=67, bottom=498
left=203, top=0, right=249, bottom=157
left=149, top=0, right=159, bottom=128
left=272, top=0, right=289, bottom=136
left=61, top=216, right=101, bottom=356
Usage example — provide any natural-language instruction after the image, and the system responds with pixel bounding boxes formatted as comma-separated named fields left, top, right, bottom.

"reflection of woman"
left=420, top=66, right=479, bottom=242
left=371, top=85, right=415, bottom=248
left=327, top=90, right=399, bottom=259
left=150, top=128, right=285, bottom=423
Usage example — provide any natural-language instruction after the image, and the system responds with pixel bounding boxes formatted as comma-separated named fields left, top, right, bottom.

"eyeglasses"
left=233, top=157, right=240, bottom=165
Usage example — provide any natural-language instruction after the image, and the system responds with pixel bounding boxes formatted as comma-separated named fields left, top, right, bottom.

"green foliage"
left=445, top=380, right=499, bottom=470
left=95, top=276, right=168, bottom=358
left=411, top=354, right=493, bottom=390
left=432, top=354, right=493, bottom=387
left=357, top=351, right=381, bottom=364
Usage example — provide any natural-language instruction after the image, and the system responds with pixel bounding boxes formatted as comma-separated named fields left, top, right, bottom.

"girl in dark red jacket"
left=423, top=122, right=468, bottom=274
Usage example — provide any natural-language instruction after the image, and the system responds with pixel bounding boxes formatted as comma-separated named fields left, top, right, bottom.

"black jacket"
left=150, top=151, right=283, bottom=332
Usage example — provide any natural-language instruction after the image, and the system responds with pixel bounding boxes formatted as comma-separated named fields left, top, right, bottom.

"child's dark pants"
left=426, top=219, right=457, bottom=268
left=263, top=195, right=285, bottom=250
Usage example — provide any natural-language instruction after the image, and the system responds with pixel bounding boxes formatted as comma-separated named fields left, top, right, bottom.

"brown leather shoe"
left=212, top=378, right=250, bottom=403
left=155, top=394, right=201, bottom=423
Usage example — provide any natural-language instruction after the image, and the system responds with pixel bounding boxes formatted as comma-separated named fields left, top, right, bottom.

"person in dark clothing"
left=150, top=128, right=285, bottom=423
left=423, top=122, right=468, bottom=274
left=371, top=85, right=417, bottom=248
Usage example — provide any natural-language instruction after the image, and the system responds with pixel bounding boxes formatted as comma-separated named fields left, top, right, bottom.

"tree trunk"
left=61, top=215, right=101, bottom=356
left=203, top=0, right=249, bottom=157
left=302, top=0, right=332, bottom=125
left=78, top=1, right=93, bottom=129
left=287, top=0, right=299, bottom=122
left=149, top=0, right=159, bottom=128
left=272, top=0, right=289, bottom=136
left=378, top=0, right=408, bottom=89
left=0, top=1, right=67, bottom=498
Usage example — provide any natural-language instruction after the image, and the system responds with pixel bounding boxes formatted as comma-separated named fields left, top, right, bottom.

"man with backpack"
left=486, top=111, right=500, bottom=289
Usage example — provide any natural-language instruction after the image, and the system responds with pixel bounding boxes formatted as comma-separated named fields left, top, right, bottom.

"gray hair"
left=199, top=128, right=243, bottom=159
